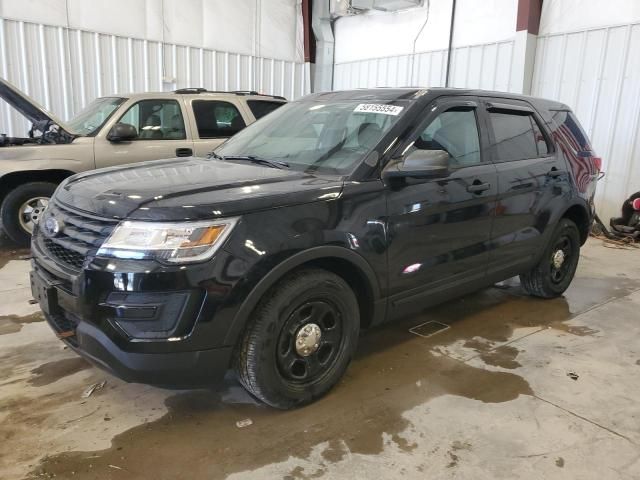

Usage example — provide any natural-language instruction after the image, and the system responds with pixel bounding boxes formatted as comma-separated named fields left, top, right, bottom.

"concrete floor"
left=1, top=237, right=639, bottom=480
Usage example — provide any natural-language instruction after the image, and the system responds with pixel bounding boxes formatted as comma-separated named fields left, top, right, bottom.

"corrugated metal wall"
left=532, top=22, right=640, bottom=220
left=0, top=18, right=311, bottom=137
left=333, top=40, right=515, bottom=92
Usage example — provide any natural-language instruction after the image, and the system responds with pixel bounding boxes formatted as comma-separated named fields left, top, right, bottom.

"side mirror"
left=384, top=149, right=450, bottom=179
left=107, top=123, right=138, bottom=142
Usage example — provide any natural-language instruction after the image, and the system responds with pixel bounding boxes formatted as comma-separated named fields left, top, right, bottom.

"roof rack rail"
left=173, top=87, right=208, bottom=94
left=173, top=87, right=286, bottom=101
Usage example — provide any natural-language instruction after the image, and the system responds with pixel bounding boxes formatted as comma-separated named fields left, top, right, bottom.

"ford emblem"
left=43, top=215, right=61, bottom=237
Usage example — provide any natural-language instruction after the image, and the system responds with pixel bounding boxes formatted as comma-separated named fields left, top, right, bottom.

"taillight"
left=633, top=198, right=640, bottom=211
left=592, top=156, right=602, bottom=172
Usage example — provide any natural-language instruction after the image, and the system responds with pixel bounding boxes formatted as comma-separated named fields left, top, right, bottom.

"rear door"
left=483, top=98, right=569, bottom=276
left=188, top=99, right=249, bottom=157
left=94, top=98, right=194, bottom=168
left=385, top=96, right=498, bottom=312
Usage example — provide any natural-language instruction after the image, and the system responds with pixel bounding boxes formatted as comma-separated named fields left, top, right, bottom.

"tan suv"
left=0, top=79, right=285, bottom=245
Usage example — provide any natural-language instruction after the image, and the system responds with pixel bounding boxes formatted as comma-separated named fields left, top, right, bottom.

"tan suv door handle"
left=176, top=148, right=193, bottom=157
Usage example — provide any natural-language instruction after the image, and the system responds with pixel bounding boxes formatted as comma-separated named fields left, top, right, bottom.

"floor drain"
left=409, top=321, right=450, bottom=338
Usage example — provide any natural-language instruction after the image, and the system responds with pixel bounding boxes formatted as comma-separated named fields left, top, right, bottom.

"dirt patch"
left=29, top=358, right=91, bottom=387
left=0, top=312, right=44, bottom=335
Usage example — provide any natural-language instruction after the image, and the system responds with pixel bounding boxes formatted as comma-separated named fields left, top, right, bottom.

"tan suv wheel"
left=1, top=182, right=57, bottom=246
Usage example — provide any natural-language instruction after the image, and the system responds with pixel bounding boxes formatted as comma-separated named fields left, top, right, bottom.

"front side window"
left=118, top=99, right=186, bottom=140
left=489, top=110, right=545, bottom=161
left=193, top=101, right=246, bottom=138
left=216, top=100, right=406, bottom=174
left=67, top=97, right=125, bottom=136
left=414, top=107, right=481, bottom=167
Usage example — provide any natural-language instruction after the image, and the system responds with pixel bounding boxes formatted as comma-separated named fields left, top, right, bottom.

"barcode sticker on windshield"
left=354, top=104, right=404, bottom=116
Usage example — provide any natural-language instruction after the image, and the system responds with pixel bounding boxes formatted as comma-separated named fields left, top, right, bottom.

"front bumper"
left=30, top=231, right=238, bottom=388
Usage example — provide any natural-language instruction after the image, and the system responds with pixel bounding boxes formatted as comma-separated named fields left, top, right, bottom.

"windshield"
left=216, top=99, right=407, bottom=174
left=66, top=97, right=125, bottom=135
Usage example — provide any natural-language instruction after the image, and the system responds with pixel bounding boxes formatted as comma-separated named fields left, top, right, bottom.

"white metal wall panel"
left=0, top=18, right=310, bottom=137
left=333, top=40, right=516, bottom=92
left=532, top=23, right=640, bottom=221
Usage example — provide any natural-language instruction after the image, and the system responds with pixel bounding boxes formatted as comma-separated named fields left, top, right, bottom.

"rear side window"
left=551, top=110, right=592, bottom=153
left=192, top=100, right=246, bottom=138
left=489, top=111, right=548, bottom=161
left=247, top=100, right=285, bottom=120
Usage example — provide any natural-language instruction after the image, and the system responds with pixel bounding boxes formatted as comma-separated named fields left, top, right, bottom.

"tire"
left=520, top=218, right=581, bottom=298
left=0, top=182, right=57, bottom=246
left=234, top=268, right=360, bottom=409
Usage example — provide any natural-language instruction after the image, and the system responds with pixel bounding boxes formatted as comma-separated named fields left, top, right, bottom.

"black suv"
left=30, top=88, right=599, bottom=408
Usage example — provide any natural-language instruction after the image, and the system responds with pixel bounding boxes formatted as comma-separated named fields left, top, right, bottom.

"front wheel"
left=520, top=218, right=581, bottom=298
left=1, top=182, right=57, bottom=246
left=234, top=268, right=360, bottom=409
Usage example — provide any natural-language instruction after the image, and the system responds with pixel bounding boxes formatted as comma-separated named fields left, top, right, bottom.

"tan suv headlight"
left=97, top=218, right=239, bottom=263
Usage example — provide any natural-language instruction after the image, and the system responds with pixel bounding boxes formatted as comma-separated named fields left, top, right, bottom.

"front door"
left=94, top=98, right=194, bottom=168
left=384, top=97, right=497, bottom=313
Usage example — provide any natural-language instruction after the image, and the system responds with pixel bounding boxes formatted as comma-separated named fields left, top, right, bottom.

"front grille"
left=43, top=238, right=86, bottom=269
left=40, top=201, right=118, bottom=271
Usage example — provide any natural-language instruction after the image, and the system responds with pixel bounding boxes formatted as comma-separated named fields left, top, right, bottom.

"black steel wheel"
left=520, top=218, right=581, bottom=298
left=234, top=268, right=359, bottom=409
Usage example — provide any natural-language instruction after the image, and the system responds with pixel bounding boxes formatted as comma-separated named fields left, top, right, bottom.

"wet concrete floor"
left=0, top=239, right=639, bottom=479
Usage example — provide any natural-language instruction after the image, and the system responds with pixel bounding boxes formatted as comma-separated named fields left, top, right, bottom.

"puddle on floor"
left=29, top=358, right=91, bottom=387
left=0, top=312, right=44, bottom=335
left=18, top=272, right=640, bottom=479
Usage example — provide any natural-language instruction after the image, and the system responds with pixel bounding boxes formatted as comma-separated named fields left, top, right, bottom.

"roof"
left=299, top=87, right=569, bottom=110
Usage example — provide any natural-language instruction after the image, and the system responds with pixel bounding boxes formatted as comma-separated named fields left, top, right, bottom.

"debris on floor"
left=81, top=380, right=107, bottom=398
left=236, top=418, right=253, bottom=428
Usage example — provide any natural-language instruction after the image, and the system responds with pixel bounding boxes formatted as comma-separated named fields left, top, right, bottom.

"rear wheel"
left=1, top=182, right=57, bottom=246
left=234, top=268, right=359, bottom=409
left=520, top=218, right=581, bottom=298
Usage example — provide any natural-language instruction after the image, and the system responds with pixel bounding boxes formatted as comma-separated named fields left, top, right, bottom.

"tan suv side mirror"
left=107, top=123, right=138, bottom=142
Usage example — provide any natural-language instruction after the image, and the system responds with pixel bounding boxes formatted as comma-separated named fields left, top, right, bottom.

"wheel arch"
left=223, top=246, right=383, bottom=347
left=0, top=169, right=75, bottom=202
left=561, top=203, right=591, bottom=245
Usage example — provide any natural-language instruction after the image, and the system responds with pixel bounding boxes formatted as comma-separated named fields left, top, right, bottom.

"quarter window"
left=488, top=110, right=549, bottom=161
left=414, top=107, right=482, bottom=167
left=118, top=100, right=186, bottom=140
left=192, top=101, right=246, bottom=138
left=247, top=100, right=285, bottom=120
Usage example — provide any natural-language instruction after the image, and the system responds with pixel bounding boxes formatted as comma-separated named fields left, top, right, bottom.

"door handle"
left=467, top=182, right=491, bottom=194
left=176, top=147, right=193, bottom=157
left=547, top=167, right=563, bottom=178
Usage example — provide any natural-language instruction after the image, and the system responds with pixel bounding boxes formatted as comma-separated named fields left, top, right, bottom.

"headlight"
left=97, top=218, right=239, bottom=263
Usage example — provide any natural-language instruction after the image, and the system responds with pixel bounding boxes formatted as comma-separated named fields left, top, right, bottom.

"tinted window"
left=119, top=99, right=185, bottom=140
left=247, top=100, right=285, bottom=120
left=489, top=111, right=538, bottom=161
left=530, top=116, right=549, bottom=156
left=415, top=108, right=481, bottom=167
left=193, top=101, right=246, bottom=138
left=551, top=110, right=591, bottom=152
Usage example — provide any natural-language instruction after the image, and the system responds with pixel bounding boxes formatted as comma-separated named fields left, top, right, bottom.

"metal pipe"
left=445, top=0, right=457, bottom=87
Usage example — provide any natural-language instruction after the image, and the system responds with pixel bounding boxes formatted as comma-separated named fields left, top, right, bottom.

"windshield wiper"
left=221, top=155, right=290, bottom=170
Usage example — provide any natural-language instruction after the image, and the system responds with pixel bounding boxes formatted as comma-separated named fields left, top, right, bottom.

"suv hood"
left=0, top=77, right=73, bottom=135
left=56, top=157, right=344, bottom=220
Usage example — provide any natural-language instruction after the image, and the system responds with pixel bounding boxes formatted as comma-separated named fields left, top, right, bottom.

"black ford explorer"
left=30, top=88, right=599, bottom=409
